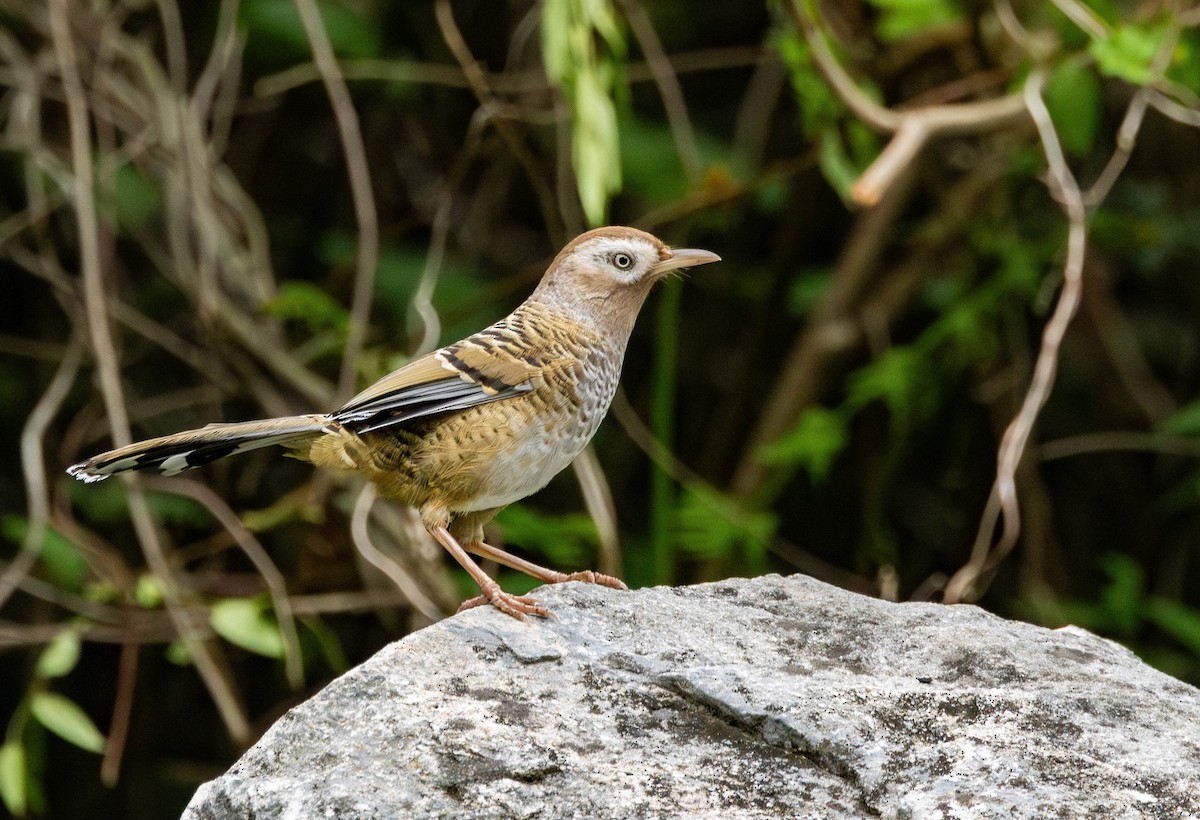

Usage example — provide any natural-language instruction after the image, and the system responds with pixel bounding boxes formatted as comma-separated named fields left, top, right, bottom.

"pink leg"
left=466, top=539, right=627, bottom=590
left=426, top=525, right=550, bottom=620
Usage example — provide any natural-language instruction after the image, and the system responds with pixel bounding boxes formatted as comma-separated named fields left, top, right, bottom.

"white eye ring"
left=612, top=252, right=634, bottom=271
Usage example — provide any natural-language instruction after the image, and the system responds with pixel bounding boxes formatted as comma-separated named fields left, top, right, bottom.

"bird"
left=68, top=226, right=721, bottom=619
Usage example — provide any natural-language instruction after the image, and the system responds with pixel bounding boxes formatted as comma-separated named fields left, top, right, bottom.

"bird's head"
left=531, top=226, right=720, bottom=335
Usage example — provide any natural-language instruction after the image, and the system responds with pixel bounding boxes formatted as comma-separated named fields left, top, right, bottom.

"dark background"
left=2, top=0, right=1199, bottom=816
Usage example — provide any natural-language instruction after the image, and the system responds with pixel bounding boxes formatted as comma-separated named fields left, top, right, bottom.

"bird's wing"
left=334, top=338, right=542, bottom=434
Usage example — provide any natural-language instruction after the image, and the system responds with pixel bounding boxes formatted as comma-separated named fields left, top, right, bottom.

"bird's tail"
left=66, top=414, right=337, bottom=483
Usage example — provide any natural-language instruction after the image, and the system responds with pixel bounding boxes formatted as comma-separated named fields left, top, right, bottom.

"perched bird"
left=68, top=226, right=720, bottom=618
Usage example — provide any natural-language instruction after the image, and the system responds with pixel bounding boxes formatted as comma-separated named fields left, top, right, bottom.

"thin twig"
left=1039, top=431, right=1200, bottom=461
left=1084, top=22, right=1180, bottom=206
left=408, top=113, right=491, bottom=356
left=144, top=477, right=306, bottom=690
left=731, top=53, right=787, bottom=175
left=788, top=0, right=900, bottom=131
left=1082, top=90, right=1150, bottom=207
left=789, top=0, right=1027, bottom=205
left=570, top=448, right=622, bottom=577
left=252, top=47, right=764, bottom=99
left=152, top=0, right=188, bottom=92
left=47, top=0, right=252, bottom=744
left=190, top=0, right=244, bottom=158
left=1146, top=88, right=1200, bottom=127
left=434, top=0, right=566, bottom=246
left=293, top=0, right=380, bottom=403
left=854, top=92, right=1027, bottom=206
left=0, top=335, right=83, bottom=609
left=1048, top=0, right=1109, bottom=40
left=944, top=70, right=1088, bottom=604
left=99, top=639, right=138, bottom=786
left=617, top=0, right=703, bottom=182
left=350, top=484, right=445, bottom=621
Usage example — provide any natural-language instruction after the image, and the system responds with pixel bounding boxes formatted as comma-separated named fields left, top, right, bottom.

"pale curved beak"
left=652, top=247, right=721, bottom=276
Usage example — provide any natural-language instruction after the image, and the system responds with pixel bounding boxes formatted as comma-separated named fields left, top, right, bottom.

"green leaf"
left=1044, top=61, right=1102, bottom=156
left=1158, top=400, right=1200, bottom=436
left=147, top=493, right=212, bottom=528
left=866, top=0, right=963, bottom=42
left=1144, top=596, right=1200, bottom=657
left=674, top=486, right=777, bottom=563
left=36, top=630, right=81, bottom=679
left=210, top=597, right=285, bottom=658
left=0, top=743, right=26, bottom=817
left=1168, top=28, right=1200, bottom=92
left=265, top=281, right=350, bottom=335
left=846, top=347, right=937, bottom=428
left=774, top=31, right=833, bottom=135
left=30, top=693, right=106, bottom=754
left=494, top=505, right=598, bottom=568
left=1089, top=22, right=1169, bottom=85
left=757, top=407, right=848, bottom=482
left=112, top=163, right=162, bottom=232
left=572, top=70, right=622, bottom=225
left=0, top=516, right=89, bottom=592
left=300, top=616, right=347, bottom=674
left=817, top=129, right=861, bottom=202
left=240, top=0, right=380, bottom=62
left=1099, top=553, right=1144, bottom=635
left=542, top=0, right=626, bottom=226
left=134, top=575, right=163, bottom=609
left=165, top=641, right=193, bottom=667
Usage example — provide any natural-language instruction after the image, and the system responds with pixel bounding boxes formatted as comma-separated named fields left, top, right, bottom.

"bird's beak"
left=652, top=248, right=721, bottom=277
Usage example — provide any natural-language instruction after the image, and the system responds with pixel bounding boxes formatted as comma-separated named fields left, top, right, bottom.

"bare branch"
left=350, top=484, right=446, bottom=622
left=1048, top=0, right=1109, bottom=40
left=1084, top=22, right=1181, bottom=205
left=293, top=0, right=380, bottom=404
left=789, top=0, right=1027, bottom=205
left=617, top=0, right=703, bottom=182
left=252, top=47, right=764, bottom=99
left=944, top=70, right=1088, bottom=604
left=0, top=336, right=83, bottom=609
left=851, top=94, right=1028, bottom=205
left=1146, top=88, right=1200, bottom=128
left=1040, top=431, right=1200, bottom=461
left=145, top=477, right=306, bottom=691
left=434, top=0, right=566, bottom=245
left=571, top=448, right=623, bottom=578
left=47, top=0, right=252, bottom=744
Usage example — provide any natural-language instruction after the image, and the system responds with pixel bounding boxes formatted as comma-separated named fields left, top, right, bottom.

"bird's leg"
left=466, top=539, right=628, bottom=591
left=425, top=524, right=550, bottom=620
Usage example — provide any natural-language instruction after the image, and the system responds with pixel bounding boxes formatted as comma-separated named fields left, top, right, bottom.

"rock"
left=182, top=574, right=1200, bottom=819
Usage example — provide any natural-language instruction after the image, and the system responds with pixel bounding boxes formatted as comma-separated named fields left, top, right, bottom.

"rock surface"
left=183, top=574, right=1200, bottom=819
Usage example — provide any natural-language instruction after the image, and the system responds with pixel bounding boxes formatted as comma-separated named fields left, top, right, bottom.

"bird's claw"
left=458, top=587, right=551, bottom=620
left=557, top=570, right=628, bottom=590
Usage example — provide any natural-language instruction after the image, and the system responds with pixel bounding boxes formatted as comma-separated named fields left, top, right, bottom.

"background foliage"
left=2, top=0, right=1200, bottom=816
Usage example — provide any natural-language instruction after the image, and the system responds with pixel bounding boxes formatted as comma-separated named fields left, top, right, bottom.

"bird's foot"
left=554, top=570, right=628, bottom=590
left=458, top=583, right=550, bottom=620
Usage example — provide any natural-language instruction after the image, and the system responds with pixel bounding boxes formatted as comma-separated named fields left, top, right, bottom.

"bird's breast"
left=458, top=343, right=623, bottom=512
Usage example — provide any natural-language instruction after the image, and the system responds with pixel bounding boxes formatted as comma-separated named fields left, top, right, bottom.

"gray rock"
left=182, top=574, right=1200, bottom=819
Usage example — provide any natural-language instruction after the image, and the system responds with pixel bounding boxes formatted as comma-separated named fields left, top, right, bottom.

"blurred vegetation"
left=2, top=0, right=1200, bottom=816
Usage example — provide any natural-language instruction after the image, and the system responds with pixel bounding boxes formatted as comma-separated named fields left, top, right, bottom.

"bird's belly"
left=458, top=371, right=614, bottom=513
left=460, top=414, right=599, bottom=512
left=353, top=348, right=623, bottom=514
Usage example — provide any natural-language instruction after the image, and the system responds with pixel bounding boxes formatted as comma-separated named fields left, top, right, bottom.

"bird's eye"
left=612, top=252, right=634, bottom=271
